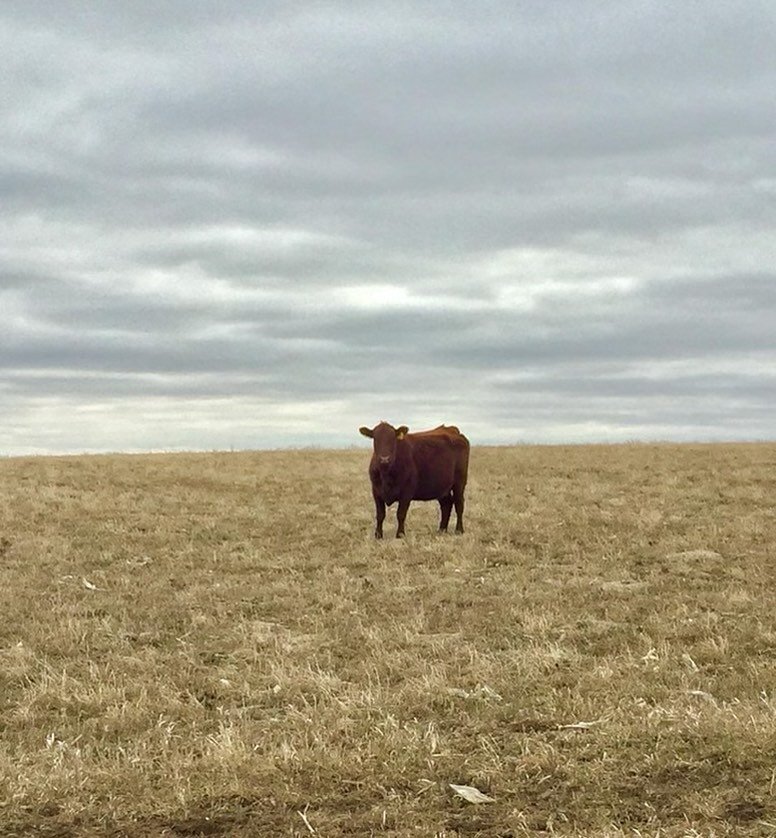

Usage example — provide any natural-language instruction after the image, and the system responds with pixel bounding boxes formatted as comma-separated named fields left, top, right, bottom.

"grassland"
left=0, top=442, right=775, bottom=837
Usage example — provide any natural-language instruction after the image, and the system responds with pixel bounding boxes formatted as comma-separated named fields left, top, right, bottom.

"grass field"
left=1, top=442, right=775, bottom=836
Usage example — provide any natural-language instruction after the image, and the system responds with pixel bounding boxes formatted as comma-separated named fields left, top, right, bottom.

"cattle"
left=358, top=421, right=470, bottom=539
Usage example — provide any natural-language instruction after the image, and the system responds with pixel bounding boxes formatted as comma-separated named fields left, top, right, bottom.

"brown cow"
left=358, top=421, right=470, bottom=539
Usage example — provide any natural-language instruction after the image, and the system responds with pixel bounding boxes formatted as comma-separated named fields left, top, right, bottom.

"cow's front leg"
left=396, top=498, right=411, bottom=538
left=374, top=495, right=386, bottom=539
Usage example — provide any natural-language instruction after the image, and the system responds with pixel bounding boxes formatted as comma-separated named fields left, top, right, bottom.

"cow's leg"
left=438, top=492, right=453, bottom=532
left=374, top=495, right=386, bottom=539
left=453, top=484, right=465, bottom=534
left=396, top=498, right=411, bottom=538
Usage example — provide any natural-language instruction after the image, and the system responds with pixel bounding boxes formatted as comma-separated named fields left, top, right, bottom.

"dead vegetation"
left=0, top=442, right=775, bottom=836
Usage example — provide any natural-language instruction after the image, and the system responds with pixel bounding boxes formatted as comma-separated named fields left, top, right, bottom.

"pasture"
left=0, top=442, right=775, bottom=836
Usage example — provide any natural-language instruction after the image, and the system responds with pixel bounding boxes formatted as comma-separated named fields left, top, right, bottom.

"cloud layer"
left=2, top=2, right=775, bottom=454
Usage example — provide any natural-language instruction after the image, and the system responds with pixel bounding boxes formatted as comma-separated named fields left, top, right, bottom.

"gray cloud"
left=1, top=2, right=775, bottom=453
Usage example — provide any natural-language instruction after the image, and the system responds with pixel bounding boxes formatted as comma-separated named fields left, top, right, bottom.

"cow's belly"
left=413, top=469, right=455, bottom=501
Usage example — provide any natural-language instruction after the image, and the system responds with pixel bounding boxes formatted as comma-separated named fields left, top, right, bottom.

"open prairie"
left=1, top=443, right=775, bottom=836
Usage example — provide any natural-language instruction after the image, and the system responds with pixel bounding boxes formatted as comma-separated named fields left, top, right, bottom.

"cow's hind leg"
left=438, top=492, right=453, bottom=532
left=453, top=484, right=465, bottom=534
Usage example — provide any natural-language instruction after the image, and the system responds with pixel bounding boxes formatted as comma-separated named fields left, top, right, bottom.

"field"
left=1, top=442, right=775, bottom=837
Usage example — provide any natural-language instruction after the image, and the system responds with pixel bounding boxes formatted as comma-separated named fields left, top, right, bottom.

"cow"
left=358, top=421, right=470, bottom=539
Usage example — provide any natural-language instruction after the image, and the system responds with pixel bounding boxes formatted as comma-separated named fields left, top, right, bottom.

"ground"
left=0, top=442, right=775, bottom=836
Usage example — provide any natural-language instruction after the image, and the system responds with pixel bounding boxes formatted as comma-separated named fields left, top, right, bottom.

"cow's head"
left=359, top=421, right=409, bottom=468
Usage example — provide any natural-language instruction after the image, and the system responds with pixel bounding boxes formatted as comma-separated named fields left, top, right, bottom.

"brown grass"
left=1, top=442, right=775, bottom=836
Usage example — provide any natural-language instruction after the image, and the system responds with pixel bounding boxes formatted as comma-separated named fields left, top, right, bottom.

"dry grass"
left=1, top=442, right=775, bottom=836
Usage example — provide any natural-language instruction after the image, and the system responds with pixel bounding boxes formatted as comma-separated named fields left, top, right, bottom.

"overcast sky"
left=2, top=2, right=775, bottom=455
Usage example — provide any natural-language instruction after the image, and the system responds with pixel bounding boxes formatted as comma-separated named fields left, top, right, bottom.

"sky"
left=2, top=1, right=775, bottom=455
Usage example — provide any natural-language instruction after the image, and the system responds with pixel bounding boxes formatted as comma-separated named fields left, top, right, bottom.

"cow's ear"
left=359, top=426, right=374, bottom=438
left=396, top=426, right=409, bottom=439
